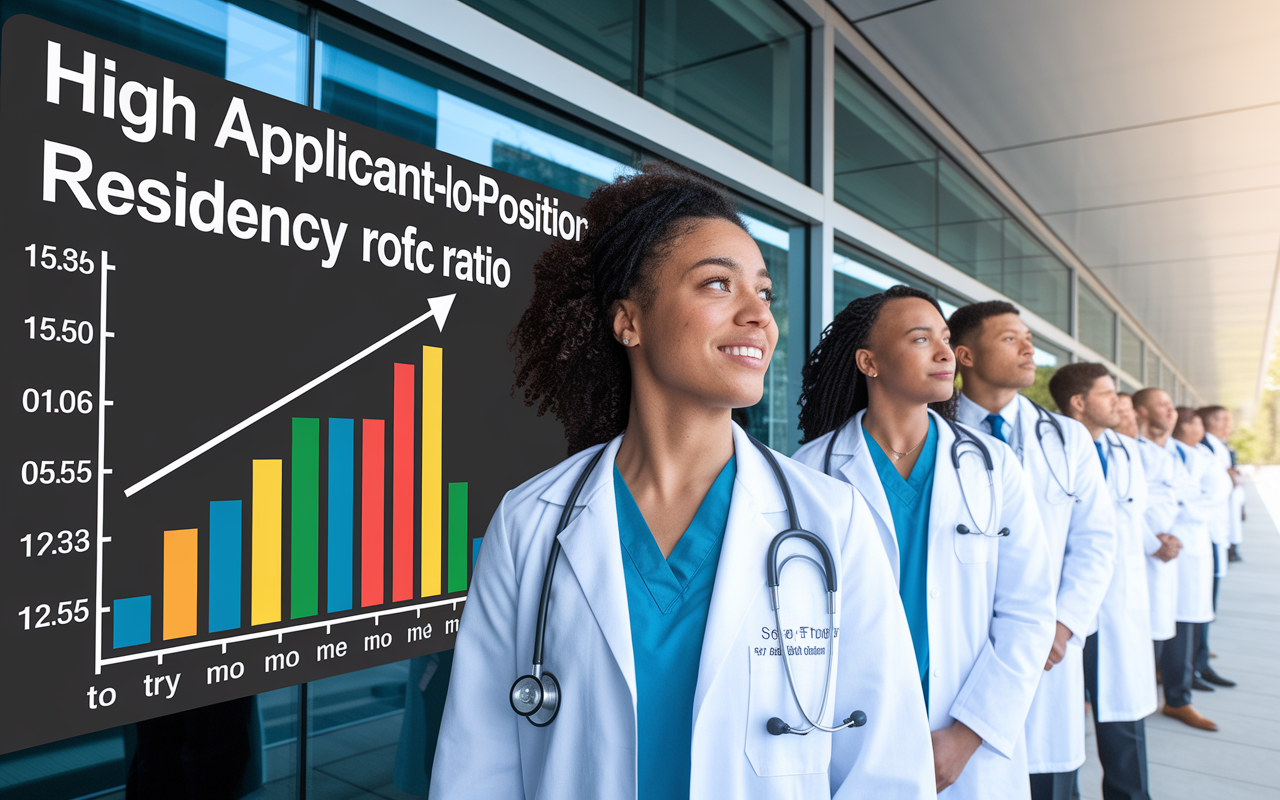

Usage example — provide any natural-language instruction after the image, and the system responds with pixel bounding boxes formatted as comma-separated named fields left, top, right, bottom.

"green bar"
left=448, top=482, right=468, bottom=593
left=291, top=418, right=320, bottom=618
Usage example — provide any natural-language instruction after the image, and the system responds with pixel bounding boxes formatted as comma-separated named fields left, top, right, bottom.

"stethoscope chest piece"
left=510, top=670, right=561, bottom=726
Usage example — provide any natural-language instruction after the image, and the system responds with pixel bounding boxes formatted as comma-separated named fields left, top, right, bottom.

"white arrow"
left=124, top=294, right=457, bottom=497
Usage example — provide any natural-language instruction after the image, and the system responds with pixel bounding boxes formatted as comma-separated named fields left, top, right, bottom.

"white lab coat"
left=1093, top=432, right=1158, bottom=722
left=794, top=409, right=1056, bottom=800
left=1169, top=441, right=1221, bottom=624
left=1136, top=437, right=1180, bottom=641
left=955, top=394, right=1115, bottom=775
left=1203, top=433, right=1234, bottom=577
left=430, top=424, right=936, bottom=799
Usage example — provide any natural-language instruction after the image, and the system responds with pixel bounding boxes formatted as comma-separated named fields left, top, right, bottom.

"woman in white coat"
left=792, top=285, right=1055, bottom=798
left=429, top=166, right=935, bottom=799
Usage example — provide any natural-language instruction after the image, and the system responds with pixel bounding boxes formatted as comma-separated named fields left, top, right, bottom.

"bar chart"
left=107, top=347, right=474, bottom=650
left=0, top=17, right=575, bottom=753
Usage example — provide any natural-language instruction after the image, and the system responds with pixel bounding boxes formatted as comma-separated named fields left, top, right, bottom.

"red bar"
left=393, top=363, right=415, bottom=601
left=361, top=419, right=385, bottom=607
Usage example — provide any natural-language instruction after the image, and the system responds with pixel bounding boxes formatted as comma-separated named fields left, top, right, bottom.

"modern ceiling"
left=832, top=0, right=1280, bottom=414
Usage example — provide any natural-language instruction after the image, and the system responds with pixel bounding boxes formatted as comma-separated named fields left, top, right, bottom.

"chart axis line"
left=99, top=594, right=466, bottom=666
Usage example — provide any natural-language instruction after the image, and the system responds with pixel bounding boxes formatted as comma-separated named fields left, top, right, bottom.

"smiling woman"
left=431, top=166, right=937, bottom=798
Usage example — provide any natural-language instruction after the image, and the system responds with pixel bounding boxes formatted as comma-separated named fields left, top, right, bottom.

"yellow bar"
left=163, top=528, right=198, bottom=640
left=422, top=346, right=443, bottom=597
left=252, top=459, right=283, bottom=624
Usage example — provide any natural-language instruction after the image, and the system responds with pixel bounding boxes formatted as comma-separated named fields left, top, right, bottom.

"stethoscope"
left=822, top=415, right=1008, bottom=538
left=1101, top=431, right=1134, bottom=503
left=509, top=435, right=868, bottom=738
left=1030, top=402, right=1079, bottom=504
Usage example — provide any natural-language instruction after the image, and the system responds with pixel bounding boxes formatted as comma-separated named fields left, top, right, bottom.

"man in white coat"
left=1192, top=406, right=1238, bottom=689
left=1157, top=409, right=1226, bottom=731
left=1051, top=366, right=1157, bottom=800
left=946, top=302, right=1115, bottom=800
left=1131, top=390, right=1183, bottom=650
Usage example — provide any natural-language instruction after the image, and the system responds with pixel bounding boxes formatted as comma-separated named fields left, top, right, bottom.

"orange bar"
left=163, top=528, right=198, bottom=640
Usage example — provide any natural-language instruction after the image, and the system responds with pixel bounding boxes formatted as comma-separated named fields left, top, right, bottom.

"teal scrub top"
left=865, top=418, right=937, bottom=700
left=614, top=457, right=735, bottom=800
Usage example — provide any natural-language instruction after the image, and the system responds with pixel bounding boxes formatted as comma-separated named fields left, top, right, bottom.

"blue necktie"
left=1176, top=445, right=1186, bottom=464
left=984, top=414, right=1007, bottom=443
left=1094, top=441, right=1108, bottom=478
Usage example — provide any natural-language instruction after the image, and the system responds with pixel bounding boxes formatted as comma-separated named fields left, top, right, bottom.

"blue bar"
left=328, top=418, right=354, bottom=612
left=209, top=501, right=242, bottom=632
left=472, top=537, right=483, bottom=579
left=113, top=596, right=151, bottom=648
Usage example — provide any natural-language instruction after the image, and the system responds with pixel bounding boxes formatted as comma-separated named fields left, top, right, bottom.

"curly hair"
left=510, top=163, right=745, bottom=454
left=798, top=285, right=955, bottom=443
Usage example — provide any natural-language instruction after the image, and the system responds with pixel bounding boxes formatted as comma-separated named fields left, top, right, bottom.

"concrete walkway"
left=1078, top=475, right=1280, bottom=799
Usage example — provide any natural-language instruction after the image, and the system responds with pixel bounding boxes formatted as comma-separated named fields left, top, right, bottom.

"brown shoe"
left=1162, top=704, right=1218, bottom=731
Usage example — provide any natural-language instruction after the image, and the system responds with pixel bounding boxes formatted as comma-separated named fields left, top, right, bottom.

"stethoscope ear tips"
left=766, top=717, right=792, bottom=736
left=844, top=710, right=867, bottom=728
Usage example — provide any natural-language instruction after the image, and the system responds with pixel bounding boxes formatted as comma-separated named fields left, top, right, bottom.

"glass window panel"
left=1000, top=221, right=1070, bottom=332
left=832, top=58, right=1073, bottom=334
left=832, top=244, right=933, bottom=314
left=1078, top=282, right=1116, bottom=361
left=1120, top=322, right=1142, bottom=379
left=938, top=158, right=1003, bottom=281
left=833, top=55, right=937, bottom=252
left=1033, top=338, right=1071, bottom=368
left=734, top=206, right=793, bottom=452
left=457, top=0, right=636, bottom=89
left=317, top=15, right=638, bottom=198
left=1120, top=379, right=1137, bottom=394
left=1146, top=349, right=1160, bottom=388
left=306, top=661, right=424, bottom=798
left=1161, top=362, right=1176, bottom=395
left=644, top=0, right=806, bottom=180
left=2, top=0, right=308, bottom=101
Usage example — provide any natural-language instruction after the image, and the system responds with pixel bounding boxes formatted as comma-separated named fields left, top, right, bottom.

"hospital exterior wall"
left=0, top=0, right=1200, bottom=796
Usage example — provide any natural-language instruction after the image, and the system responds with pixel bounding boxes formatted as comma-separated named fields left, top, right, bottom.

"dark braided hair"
left=798, top=285, right=955, bottom=443
left=511, top=163, right=746, bottom=454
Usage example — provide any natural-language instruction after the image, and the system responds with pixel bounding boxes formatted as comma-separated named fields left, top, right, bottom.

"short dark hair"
left=1196, top=405, right=1227, bottom=425
left=1048, top=362, right=1112, bottom=414
left=1175, top=406, right=1201, bottom=434
left=947, top=300, right=1020, bottom=348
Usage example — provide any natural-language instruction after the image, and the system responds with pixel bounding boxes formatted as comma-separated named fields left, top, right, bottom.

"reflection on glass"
left=832, top=244, right=961, bottom=323
left=457, top=0, right=636, bottom=89
left=3, top=0, right=308, bottom=100
left=644, top=0, right=806, bottom=180
left=316, top=16, right=637, bottom=198
left=1078, top=283, right=1116, bottom=361
left=1120, top=322, right=1142, bottom=378
left=833, top=56, right=1072, bottom=332
left=735, top=208, right=792, bottom=451
left=305, top=661, right=415, bottom=798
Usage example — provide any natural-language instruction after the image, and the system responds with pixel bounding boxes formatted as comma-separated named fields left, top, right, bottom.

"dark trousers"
left=1083, top=633, right=1150, bottom=800
left=1030, top=769, right=1077, bottom=800
left=1193, top=549, right=1222, bottom=673
left=1160, top=621, right=1196, bottom=707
